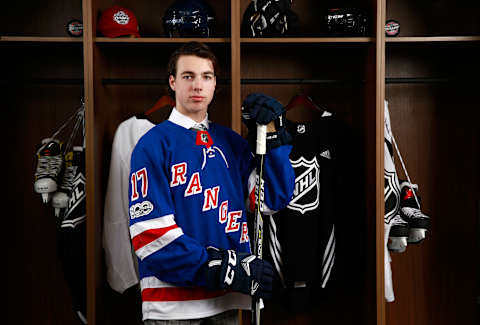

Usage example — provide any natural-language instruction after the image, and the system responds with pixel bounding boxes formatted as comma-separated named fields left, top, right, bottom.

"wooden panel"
left=95, top=37, right=230, bottom=43
left=240, top=43, right=370, bottom=128
left=387, top=36, right=480, bottom=43
left=240, top=38, right=374, bottom=43
left=385, top=44, right=480, bottom=325
left=94, top=43, right=231, bottom=127
left=231, top=0, right=241, bottom=133
left=1, top=36, right=83, bottom=42
left=2, top=0, right=83, bottom=37
left=375, top=1, right=386, bottom=325
left=83, top=0, right=98, bottom=324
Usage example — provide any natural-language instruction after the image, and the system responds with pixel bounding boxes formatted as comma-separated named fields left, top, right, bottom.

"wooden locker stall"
left=384, top=1, right=480, bottom=325
left=84, top=0, right=382, bottom=323
left=85, top=1, right=233, bottom=324
left=3, top=1, right=86, bottom=324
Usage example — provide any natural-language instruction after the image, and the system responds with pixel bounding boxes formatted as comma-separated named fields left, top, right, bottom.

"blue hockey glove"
left=241, top=93, right=285, bottom=126
left=242, top=93, right=292, bottom=151
left=205, top=247, right=274, bottom=299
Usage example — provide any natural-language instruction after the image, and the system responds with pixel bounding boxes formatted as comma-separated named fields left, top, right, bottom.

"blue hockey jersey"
left=129, top=110, right=294, bottom=320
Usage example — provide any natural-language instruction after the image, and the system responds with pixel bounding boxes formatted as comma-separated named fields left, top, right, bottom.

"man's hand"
left=266, top=121, right=276, bottom=132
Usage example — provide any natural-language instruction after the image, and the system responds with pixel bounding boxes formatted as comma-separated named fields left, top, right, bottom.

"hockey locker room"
left=5, top=0, right=479, bottom=325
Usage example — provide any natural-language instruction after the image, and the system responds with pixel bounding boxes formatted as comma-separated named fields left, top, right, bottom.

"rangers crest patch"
left=288, top=156, right=320, bottom=214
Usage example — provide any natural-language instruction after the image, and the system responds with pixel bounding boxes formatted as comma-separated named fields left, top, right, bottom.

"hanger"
left=144, top=95, right=175, bottom=116
left=285, top=93, right=323, bottom=112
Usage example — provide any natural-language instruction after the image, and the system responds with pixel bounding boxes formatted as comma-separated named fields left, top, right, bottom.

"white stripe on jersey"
left=321, top=225, right=335, bottom=288
left=321, top=252, right=335, bottom=288
left=140, top=276, right=252, bottom=321
left=130, top=214, right=177, bottom=238
left=268, top=215, right=286, bottom=288
left=135, top=228, right=183, bottom=260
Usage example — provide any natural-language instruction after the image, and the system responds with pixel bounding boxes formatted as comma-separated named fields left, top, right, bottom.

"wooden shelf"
left=386, top=36, right=480, bottom=43
left=0, top=36, right=83, bottom=42
left=95, top=37, right=230, bottom=43
left=241, top=37, right=375, bottom=43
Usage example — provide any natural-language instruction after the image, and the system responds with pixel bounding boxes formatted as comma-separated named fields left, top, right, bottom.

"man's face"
left=169, top=55, right=216, bottom=122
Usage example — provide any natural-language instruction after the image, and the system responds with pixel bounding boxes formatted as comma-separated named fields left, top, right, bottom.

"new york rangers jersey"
left=103, top=115, right=155, bottom=293
left=129, top=109, right=295, bottom=320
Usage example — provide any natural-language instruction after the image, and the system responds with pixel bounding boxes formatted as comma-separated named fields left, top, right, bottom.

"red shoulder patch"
left=195, top=130, right=213, bottom=148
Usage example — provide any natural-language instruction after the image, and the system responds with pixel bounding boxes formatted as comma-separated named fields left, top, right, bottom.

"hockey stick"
left=252, top=124, right=267, bottom=325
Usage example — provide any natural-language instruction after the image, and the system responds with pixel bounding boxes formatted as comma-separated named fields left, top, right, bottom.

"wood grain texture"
left=376, top=1, right=386, bottom=325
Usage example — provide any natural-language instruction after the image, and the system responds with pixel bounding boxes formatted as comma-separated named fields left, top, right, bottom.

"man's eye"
left=183, top=75, right=192, bottom=80
left=204, top=75, right=212, bottom=80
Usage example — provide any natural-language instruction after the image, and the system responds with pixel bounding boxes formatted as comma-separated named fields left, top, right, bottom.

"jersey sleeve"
left=129, top=142, right=208, bottom=287
left=103, top=133, right=139, bottom=293
left=263, top=144, right=295, bottom=211
left=246, top=144, right=295, bottom=214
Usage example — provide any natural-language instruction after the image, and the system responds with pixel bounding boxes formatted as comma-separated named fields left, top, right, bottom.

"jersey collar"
left=168, top=107, right=209, bottom=130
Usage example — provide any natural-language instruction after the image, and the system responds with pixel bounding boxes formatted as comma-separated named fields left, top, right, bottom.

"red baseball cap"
left=98, top=5, right=140, bottom=38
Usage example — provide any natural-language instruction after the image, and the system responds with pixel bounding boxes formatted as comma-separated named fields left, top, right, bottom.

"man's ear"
left=169, top=75, right=176, bottom=91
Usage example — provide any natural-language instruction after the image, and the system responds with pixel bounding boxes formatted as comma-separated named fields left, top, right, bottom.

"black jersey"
left=265, top=112, right=362, bottom=311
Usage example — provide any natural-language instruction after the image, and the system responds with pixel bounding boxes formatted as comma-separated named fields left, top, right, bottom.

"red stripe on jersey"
left=132, top=224, right=179, bottom=251
left=249, top=187, right=256, bottom=212
left=142, top=287, right=226, bottom=302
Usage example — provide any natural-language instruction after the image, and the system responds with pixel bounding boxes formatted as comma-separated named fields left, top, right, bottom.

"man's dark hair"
left=167, top=41, right=219, bottom=99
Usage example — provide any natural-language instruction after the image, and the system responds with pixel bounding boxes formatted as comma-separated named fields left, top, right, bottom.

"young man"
left=129, top=42, right=294, bottom=324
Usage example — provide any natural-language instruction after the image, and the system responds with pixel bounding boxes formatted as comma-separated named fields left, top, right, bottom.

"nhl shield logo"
left=195, top=130, right=213, bottom=148
left=288, top=156, right=320, bottom=214
left=384, top=170, right=400, bottom=224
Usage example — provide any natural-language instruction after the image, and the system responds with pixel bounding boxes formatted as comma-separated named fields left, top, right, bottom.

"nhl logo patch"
left=195, top=130, right=213, bottom=148
left=288, top=156, right=320, bottom=214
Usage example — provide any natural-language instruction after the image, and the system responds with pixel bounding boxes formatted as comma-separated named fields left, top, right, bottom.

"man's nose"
left=193, top=77, right=203, bottom=91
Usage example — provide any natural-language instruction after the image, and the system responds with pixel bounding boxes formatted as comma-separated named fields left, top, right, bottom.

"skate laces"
left=390, top=213, right=408, bottom=226
left=401, top=207, right=427, bottom=219
left=391, top=133, right=421, bottom=209
left=59, top=165, right=77, bottom=190
left=34, top=101, right=85, bottom=205
left=35, top=154, right=63, bottom=179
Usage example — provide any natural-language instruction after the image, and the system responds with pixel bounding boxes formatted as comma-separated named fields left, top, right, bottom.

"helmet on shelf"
left=241, top=0, right=299, bottom=37
left=163, top=0, right=216, bottom=37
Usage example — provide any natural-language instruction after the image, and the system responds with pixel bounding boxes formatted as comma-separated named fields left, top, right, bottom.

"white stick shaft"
left=256, top=124, right=267, bottom=155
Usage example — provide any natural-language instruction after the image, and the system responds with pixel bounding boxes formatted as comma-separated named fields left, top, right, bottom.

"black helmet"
left=241, top=0, right=299, bottom=37
left=163, top=0, right=215, bottom=37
